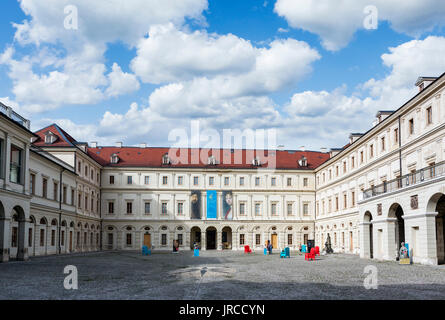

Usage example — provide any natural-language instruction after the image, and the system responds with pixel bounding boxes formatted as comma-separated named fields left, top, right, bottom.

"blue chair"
left=142, top=245, right=151, bottom=256
left=264, top=248, right=267, bottom=255
left=194, top=249, right=199, bottom=257
left=301, top=244, right=307, bottom=253
left=280, top=247, right=290, bottom=258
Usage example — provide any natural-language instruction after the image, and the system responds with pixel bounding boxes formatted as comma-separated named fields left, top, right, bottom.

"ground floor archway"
left=434, top=194, right=445, bottom=264
left=190, top=226, right=201, bottom=249
left=364, top=211, right=373, bottom=259
left=206, top=227, right=217, bottom=250
left=222, top=226, right=232, bottom=249
left=389, top=203, right=405, bottom=260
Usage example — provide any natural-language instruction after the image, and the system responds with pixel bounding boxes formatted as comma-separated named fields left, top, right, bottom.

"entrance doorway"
left=434, top=194, right=445, bottom=264
left=364, top=211, right=373, bottom=259
left=206, top=227, right=216, bottom=250
left=69, top=231, right=73, bottom=252
left=190, top=227, right=201, bottom=249
left=144, top=233, right=151, bottom=248
left=389, top=204, right=405, bottom=260
left=271, top=233, right=278, bottom=249
left=222, top=226, right=232, bottom=249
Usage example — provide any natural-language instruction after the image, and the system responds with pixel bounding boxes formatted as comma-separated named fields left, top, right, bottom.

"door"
left=69, top=231, right=73, bottom=252
left=271, top=234, right=278, bottom=249
left=349, top=231, right=353, bottom=252
left=144, top=233, right=151, bottom=248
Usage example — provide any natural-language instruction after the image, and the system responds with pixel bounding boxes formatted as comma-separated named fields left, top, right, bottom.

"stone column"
left=359, top=222, right=372, bottom=259
left=232, top=231, right=238, bottom=250
left=201, top=229, right=206, bottom=251
left=0, top=217, right=10, bottom=262
left=17, top=220, right=29, bottom=261
left=217, top=230, right=222, bottom=250
left=384, top=218, right=397, bottom=261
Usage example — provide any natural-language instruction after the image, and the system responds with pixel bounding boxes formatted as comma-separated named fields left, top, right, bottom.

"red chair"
left=244, top=245, right=252, bottom=253
left=315, top=246, right=320, bottom=256
left=305, top=248, right=315, bottom=261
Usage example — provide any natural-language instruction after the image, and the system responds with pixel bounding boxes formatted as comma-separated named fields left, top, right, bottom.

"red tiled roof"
left=33, top=124, right=77, bottom=147
left=87, top=147, right=330, bottom=170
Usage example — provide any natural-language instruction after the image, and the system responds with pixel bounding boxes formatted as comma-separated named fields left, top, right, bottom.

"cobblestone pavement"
left=1, top=250, right=445, bottom=300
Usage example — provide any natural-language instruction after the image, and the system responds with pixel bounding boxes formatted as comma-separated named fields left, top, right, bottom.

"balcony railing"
left=0, top=102, right=30, bottom=129
left=363, top=160, right=445, bottom=200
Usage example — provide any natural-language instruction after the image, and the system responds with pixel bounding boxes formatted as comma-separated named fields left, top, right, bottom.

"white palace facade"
left=0, top=73, right=444, bottom=265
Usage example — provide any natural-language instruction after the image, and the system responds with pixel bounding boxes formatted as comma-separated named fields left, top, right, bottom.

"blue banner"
left=207, top=190, right=217, bottom=219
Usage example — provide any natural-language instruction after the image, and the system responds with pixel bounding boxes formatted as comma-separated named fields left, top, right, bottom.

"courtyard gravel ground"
left=1, top=250, right=445, bottom=300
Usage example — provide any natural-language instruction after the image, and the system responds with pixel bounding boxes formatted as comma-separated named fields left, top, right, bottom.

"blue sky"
left=0, top=0, right=445, bottom=150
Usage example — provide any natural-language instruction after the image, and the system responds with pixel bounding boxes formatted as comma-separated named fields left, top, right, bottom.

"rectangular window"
left=427, top=106, right=432, bottom=125
left=351, top=157, right=355, bottom=169
left=9, top=145, right=22, bottom=184
left=303, top=178, right=308, bottom=187
left=29, top=173, right=35, bottom=195
left=61, top=231, right=65, bottom=246
left=381, top=137, right=385, bottom=151
left=127, top=176, right=132, bottom=185
left=161, top=234, right=167, bottom=246
left=256, top=234, right=261, bottom=245
left=409, top=118, right=414, bottom=135
left=209, top=176, right=214, bottom=185
left=71, top=189, right=75, bottom=206
left=11, top=227, right=18, bottom=247
left=287, top=203, right=293, bottom=215
left=40, top=229, right=45, bottom=247
left=351, top=191, right=355, bottom=207
left=239, top=203, right=246, bottom=215
left=126, top=234, right=132, bottom=246
left=53, top=182, right=58, bottom=201
left=63, top=186, right=67, bottom=204
left=78, top=193, right=82, bottom=209
left=370, top=144, right=374, bottom=158
left=239, top=177, right=244, bottom=186
left=360, top=151, right=364, bottom=163
left=335, top=196, right=339, bottom=211
left=239, top=234, right=245, bottom=245
left=108, top=202, right=114, bottom=214
left=177, top=202, right=183, bottom=215
left=109, top=175, right=115, bottom=184
left=144, top=176, right=150, bottom=185
left=144, top=202, right=151, bottom=215
left=178, top=176, right=183, bottom=185
left=394, top=128, right=399, bottom=144
left=271, top=177, right=276, bottom=186
left=287, top=177, right=292, bottom=186
left=85, top=196, right=88, bottom=211
left=255, top=177, right=260, bottom=186
left=288, top=234, right=293, bottom=245
left=178, top=234, right=183, bottom=246
left=271, top=203, right=277, bottom=216
left=162, top=176, right=168, bottom=185
left=255, top=203, right=261, bottom=216
left=84, top=232, right=87, bottom=245
left=193, top=176, right=199, bottom=185
left=303, top=203, right=309, bottom=216
left=42, top=178, right=48, bottom=198
left=28, top=228, right=33, bottom=247
left=162, top=202, right=168, bottom=215
left=126, top=202, right=132, bottom=214
left=336, top=166, right=339, bottom=176
left=51, top=230, right=55, bottom=246
left=343, top=194, right=347, bottom=209
left=224, top=177, right=229, bottom=186
left=343, top=161, right=347, bottom=173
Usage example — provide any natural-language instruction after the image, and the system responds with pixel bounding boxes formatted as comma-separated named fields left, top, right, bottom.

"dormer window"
left=252, top=157, right=261, bottom=166
left=298, top=156, right=307, bottom=167
left=162, top=153, right=170, bottom=165
left=208, top=155, right=217, bottom=165
left=44, top=131, right=57, bottom=144
left=110, top=154, right=119, bottom=164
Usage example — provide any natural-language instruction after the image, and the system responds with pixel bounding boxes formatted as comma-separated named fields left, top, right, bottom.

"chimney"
left=329, top=148, right=342, bottom=158
left=415, top=76, right=438, bottom=92
left=299, top=146, right=305, bottom=152
left=375, top=111, right=393, bottom=125
left=116, top=142, right=123, bottom=148
left=140, top=143, right=146, bottom=149
left=349, top=133, right=363, bottom=144
left=90, top=142, right=98, bottom=148
left=320, top=147, right=327, bottom=153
